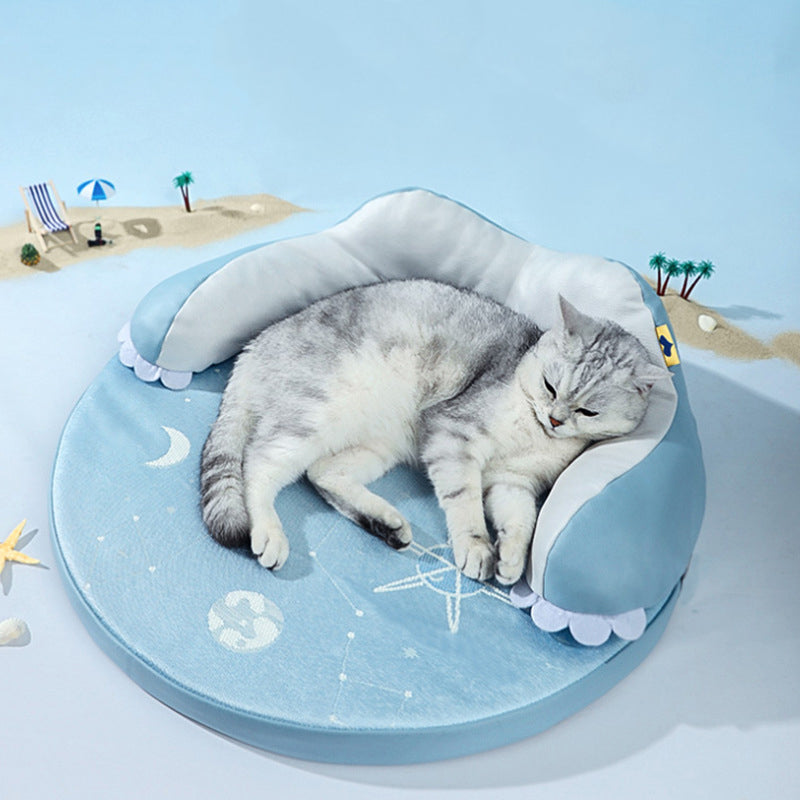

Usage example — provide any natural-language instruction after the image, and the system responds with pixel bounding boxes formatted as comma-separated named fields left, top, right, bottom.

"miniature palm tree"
left=649, top=252, right=667, bottom=295
left=173, top=171, right=195, bottom=213
left=683, top=260, right=715, bottom=300
left=660, top=258, right=683, bottom=295
left=678, top=260, right=697, bottom=298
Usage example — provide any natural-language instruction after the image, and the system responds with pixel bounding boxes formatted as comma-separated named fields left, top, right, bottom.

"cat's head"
left=518, top=296, right=670, bottom=441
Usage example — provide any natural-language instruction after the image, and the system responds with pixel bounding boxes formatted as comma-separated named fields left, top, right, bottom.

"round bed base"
left=51, top=355, right=678, bottom=764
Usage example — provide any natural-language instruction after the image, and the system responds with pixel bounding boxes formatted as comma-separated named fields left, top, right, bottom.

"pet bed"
left=50, top=188, right=704, bottom=763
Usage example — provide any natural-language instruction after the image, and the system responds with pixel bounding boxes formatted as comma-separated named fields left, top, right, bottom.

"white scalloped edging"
left=117, top=323, right=193, bottom=390
left=510, top=580, right=646, bottom=646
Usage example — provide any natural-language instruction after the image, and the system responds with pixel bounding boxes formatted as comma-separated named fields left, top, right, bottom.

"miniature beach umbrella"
left=77, top=178, right=116, bottom=206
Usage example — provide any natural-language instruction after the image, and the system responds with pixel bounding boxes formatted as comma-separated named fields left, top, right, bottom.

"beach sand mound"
left=659, top=289, right=800, bottom=368
left=0, top=193, right=306, bottom=280
left=771, top=332, right=800, bottom=366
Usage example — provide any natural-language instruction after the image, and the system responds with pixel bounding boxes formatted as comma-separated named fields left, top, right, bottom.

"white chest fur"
left=481, top=383, right=586, bottom=496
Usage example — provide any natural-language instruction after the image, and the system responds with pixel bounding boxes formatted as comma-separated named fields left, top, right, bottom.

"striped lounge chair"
left=20, top=181, right=79, bottom=252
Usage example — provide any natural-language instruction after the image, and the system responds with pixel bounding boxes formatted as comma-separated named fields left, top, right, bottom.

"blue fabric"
left=540, top=268, right=706, bottom=615
left=50, top=356, right=677, bottom=763
left=129, top=244, right=265, bottom=364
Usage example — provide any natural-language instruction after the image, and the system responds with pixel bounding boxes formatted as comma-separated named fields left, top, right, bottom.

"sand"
left=657, top=287, right=800, bottom=368
left=1, top=193, right=306, bottom=280
left=1, top=200, right=798, bottom=369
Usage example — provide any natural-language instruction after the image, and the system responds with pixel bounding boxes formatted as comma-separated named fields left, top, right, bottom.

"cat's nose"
left=549, top=416, right=563, bottom=428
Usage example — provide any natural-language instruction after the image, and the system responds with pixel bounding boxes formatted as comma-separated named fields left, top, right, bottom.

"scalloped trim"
left=510, top=580, right=646, bottom=646
left=117, top=323, right=193, bottom=390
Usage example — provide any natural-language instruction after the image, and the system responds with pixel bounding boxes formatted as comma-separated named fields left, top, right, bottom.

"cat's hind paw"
left=251, top=523, right=290, bottom=570
left=359, top=511, right=413, bottom=550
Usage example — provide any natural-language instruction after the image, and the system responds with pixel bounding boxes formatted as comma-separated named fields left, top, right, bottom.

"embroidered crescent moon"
left=145, top=426, right=191, bottom=468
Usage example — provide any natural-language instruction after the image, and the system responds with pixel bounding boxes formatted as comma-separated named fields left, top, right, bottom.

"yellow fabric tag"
left=656, top=324, right=680, bottom=366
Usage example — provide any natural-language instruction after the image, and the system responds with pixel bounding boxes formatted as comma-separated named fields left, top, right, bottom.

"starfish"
left=0, top=520, right=40, bottom=576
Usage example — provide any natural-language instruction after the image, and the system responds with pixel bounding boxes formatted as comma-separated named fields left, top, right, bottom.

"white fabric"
left=510, top=581, right=647, bottom=646
left=154, top=191, right=533, bottom=372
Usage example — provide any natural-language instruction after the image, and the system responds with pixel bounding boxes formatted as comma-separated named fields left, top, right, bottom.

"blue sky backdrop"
left=1, top=0, right=798, bottom=336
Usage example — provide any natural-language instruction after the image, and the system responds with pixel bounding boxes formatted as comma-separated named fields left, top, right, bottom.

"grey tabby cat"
left=201, top=279, right=667, bottom=586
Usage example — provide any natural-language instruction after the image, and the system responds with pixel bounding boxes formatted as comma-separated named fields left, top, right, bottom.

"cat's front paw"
left=454, top=535, right=496, bottom=582
left=494, top=529, right=529, bottom=585
left=251, top=523, right=290, bottom=570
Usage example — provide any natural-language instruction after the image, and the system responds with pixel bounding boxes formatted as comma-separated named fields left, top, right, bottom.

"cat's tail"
left=200, top=403, right=253, bottom=548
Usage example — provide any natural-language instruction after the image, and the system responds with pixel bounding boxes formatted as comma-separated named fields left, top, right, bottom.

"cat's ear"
left=556, top=295, right=591, bottom=337
left=631, top=362, right=673, bottom=396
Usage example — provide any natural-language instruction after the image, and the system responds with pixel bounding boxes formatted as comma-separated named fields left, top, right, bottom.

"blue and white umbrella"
left=77, top=178, right=116, bottom=206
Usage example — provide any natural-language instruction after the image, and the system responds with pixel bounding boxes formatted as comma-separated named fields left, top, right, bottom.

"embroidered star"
left=0, top=520, right=40, bottom=576
left=374, top=542, right=514, bottom=634
left=659, top=335, right=674, bottom=357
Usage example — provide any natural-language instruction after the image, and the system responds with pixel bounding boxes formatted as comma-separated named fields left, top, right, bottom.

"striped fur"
left=200, top=281, right=667, bottom=583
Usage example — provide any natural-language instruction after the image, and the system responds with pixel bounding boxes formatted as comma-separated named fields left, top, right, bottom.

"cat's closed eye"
left=575, top=408, right=598, bottom=417
left=543, top=377, right=556, bottom=398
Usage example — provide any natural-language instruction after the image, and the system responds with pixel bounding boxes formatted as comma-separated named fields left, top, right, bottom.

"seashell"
left=0, top=617, right=28, bottom=645
left=698, top=314, right=718, bottom=333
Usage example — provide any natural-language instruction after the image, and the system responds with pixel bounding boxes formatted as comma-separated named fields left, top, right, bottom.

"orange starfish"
left=0, top=520, right=40, bottom=576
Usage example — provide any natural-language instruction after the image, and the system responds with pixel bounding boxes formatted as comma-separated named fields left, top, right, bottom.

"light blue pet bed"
left=51, top=189, right=705, bottom=764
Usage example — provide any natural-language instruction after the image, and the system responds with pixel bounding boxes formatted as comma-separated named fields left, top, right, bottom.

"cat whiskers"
left=519, top=386, right=554, bottom=436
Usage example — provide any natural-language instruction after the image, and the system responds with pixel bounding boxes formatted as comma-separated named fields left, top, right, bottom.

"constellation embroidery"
left=373, top=541, right=513, bottom=633
left=329, top=630, right=413, bottom=727
left=309, top=520, right=366, bottom=617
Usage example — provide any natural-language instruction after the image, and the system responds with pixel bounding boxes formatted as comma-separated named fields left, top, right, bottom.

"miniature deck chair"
left=20, top=181, right=79, bottom=252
